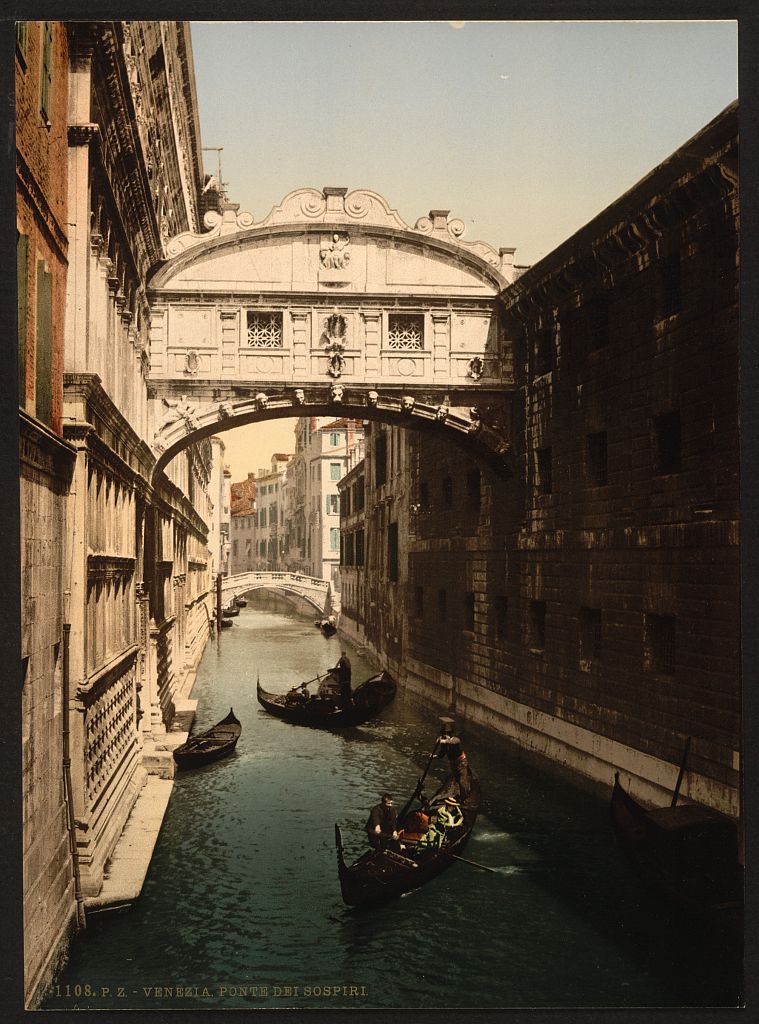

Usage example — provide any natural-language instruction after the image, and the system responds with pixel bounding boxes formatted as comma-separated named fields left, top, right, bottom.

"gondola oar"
left=397, top=731, right=444, bottom=823
left=451, top=853, right=499, bottom=874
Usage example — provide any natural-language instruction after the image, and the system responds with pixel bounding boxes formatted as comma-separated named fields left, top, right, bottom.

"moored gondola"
left=611, top=771, right=743, bottom=936
left=314, top=617, right=337, bottom=637
left=234, top=595, right=248, bottom=608
left=257, top=671, right=395, bottom=728
left=173, top=708, right=241, bottom=769
left=335, top=722, right=480, bottom=908
left=219, top=617, right=234, bottom=629
left=221, top=604, right=239, bottom=618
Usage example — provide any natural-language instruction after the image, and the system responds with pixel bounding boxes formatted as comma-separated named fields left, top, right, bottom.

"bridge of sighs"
left=146, top=186, right=518, bottom=474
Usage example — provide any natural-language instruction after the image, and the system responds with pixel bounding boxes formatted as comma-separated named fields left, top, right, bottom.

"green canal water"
left=44, top=595, right=741, bottom=1011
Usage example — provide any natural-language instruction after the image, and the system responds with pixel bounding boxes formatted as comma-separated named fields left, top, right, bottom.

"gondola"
left=173, top=708, right=241, bottom=769
left=611, top=771, right=743, bottom=935
left=256, top=670, right=395, bottom=728
left=314, top=617, right=337, bottom=637
left=222, top=605, right=239, bottom=618
left=234, top=595, right=248, bottom=608
left=335, top=724, right=481, bottom=908
left=219, top=617, right=234, bottom=629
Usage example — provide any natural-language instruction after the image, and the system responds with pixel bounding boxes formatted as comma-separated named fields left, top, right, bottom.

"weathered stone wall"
left=359, top=102, right=740, bottom=817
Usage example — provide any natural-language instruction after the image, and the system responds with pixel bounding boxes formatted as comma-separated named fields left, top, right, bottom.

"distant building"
left=208, top=437, right=231, bottom=576
left=251, top=454, right=292, bottom=570
left=229, top=473, right=257, bottom=574
left=285, top=418, right=364, bottom=584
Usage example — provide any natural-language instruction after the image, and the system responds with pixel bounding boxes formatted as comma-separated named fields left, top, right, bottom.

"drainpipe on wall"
left=62, top=624, right=86, bottom=931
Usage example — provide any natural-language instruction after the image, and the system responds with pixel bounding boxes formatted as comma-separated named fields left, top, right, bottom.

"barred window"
left=246, top=311, right=283, bottom=347
left=644, top=614, right=676, bottom=675
left=387, top=313, right=424, bottom=350
left=579, top=607, right=602, bottom=671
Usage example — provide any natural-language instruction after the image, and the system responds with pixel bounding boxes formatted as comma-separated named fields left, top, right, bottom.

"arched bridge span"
left=145, top=186, right=518, bottom=479
left=222, top=571, right=332, bottom=615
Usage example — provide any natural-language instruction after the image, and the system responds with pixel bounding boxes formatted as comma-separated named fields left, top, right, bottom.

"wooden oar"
left=451, top=853, right=499, bottom=874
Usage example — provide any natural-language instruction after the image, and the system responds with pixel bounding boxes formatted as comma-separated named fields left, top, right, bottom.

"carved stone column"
left=220, top=309, right=239, bottom=376
left=431, top=312, right=450, bottom=377
left=362, top=310, right=381, bottom=377
left=290, top=311, right=309, bottom=375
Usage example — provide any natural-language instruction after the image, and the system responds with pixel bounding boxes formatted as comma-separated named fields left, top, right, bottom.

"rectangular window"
left=269, top=505, right=277, bottom=525
left=246, top=310, right=283, bottom=347
left=588, top=293, right=609, bottom=351
left=326, top=494, right=339, bottom=515
left=587, top=431, right=608, bottom=486
left=419, top=480, right=429, bottom=509
left=660, top=250, right=682, bottom=318
left=466, top=468, right=481, bottom=511
left=464, top=592, right=475, bottom=631
left=438, top=589, right=447, bottom=622
left=388, top=522, right=399, bottom=582
left=356, top=476, right=365, bottom=510
left=40, top=22, right=53, bottom=124
left=329, top=527, right=340, bottom=551
left=529, top=600, right=546, bottom=652
left=35, top=260, right=53, bottom=426
left=579, top=607, right=602, bottom=671
left=355, top=529, right=364, bottom=566
left=442, top=475, right=453, bottom=508
left=494, top=595, right=508, bottom=642
left=644, top=613, right=676, bottom=675
left=533, top=327, right=554, bottom=377
left=375, top=433, right=387, bottom=487
left=232, top=540, right=238, bottom=556
left=654, top=411, right=681, bottom=475
left=414, top=585, right=424, bottom=618
left=330, top=462, right=341, bottom=480
left=17, top=233, right=28, bottom=406
left=330, top=432, right=340, bottom=446
left=342, top=488, right=351, bottom=517
left=536, top=447, right=552, bottom=495
left=387, top=313, right=424, bottom=350
left=345, top=532, right=354, bottom=565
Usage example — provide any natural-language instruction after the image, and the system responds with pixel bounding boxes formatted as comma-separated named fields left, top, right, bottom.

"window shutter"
left=17, top=233, right=28, bottom=406
left=35, top=260, right=53, bottom=425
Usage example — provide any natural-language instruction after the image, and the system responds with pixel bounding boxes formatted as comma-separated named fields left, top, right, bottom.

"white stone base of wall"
left=380, top=654, right=738, bottom=819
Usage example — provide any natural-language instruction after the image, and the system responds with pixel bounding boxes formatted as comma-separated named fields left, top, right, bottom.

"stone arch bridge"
left=146, top=186, right=518, bottom=475
left=221, top=571, right=333, bottom=615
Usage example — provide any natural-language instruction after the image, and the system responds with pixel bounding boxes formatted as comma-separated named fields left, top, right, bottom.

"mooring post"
left=216, top=572, right=223, bottom=633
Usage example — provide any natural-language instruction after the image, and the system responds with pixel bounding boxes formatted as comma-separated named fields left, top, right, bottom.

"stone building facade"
left=343, top=102, right=740, bottom=820
left=229, top=473, right=257, bottom=574
left=19, top=21, right=215, bottom=1006
left=17, top=20, right=78, bottom=1007
left=208, top=436, right=231, bottom=577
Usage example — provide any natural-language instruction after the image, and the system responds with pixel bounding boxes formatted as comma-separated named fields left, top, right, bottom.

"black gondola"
left=314, top=617, right=337, bottom=637
left=256, top=671, right=395, bottom=728
left=611, top=771, right=743, bottom=935
left=173, top=708, right=241, bottom=769
left=335, top=730, right=480, bottom=908
left=222, top=605, right=239, bottom=618
left=219, top=617, right=234, bottom=629
left=234, top=595, right=248, bottom=608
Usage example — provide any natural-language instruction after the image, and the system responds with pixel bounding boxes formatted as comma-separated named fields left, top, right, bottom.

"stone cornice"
left=15, top=151, right=69, bottom=261
left=20, top=411, right=76, bottom=481
left=501, top=100, right=738, bottom=313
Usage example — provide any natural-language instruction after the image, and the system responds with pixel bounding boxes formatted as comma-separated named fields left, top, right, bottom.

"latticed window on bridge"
left=387, top=313, right=424, bottom=349
left=246, top=311, right=283, bottom=347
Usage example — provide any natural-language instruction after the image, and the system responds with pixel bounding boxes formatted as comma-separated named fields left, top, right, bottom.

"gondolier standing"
left=366, top=793, right=399, bottom=850
left=333, top=651, right=352, bottom=710
left=438, top=729, right=471, bottom=800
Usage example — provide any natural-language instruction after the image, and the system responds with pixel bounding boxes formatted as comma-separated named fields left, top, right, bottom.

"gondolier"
left=438, top=731, right=471, bottom=800
left=366, top=793, right=399, bottom=850
left=333, top=651, right=352, bottom=710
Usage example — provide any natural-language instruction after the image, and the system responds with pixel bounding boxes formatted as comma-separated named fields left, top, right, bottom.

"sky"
left=188, top=19, right=738, bottom=481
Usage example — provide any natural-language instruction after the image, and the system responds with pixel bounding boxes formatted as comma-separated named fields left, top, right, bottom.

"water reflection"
left=45, top=594, right=741, bottom=1011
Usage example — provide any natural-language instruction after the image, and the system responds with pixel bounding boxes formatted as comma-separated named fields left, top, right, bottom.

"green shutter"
left=36, top=260, right=53, bottom=425
left=17, top=233, right=28, bottom=406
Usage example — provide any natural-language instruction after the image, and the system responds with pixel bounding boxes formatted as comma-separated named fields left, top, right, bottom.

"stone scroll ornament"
left=331, top=383, right=344, bottom=403
left=324, top=314, right=347, bottom=378
left=467, top=355, right=484, bottom=381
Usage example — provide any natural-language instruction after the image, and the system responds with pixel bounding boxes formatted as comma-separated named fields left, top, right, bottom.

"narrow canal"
left=46, top=596, right=741, bottom=1011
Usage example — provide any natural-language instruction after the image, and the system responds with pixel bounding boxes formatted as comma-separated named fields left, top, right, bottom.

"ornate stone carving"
left=467, top=355, right=484, bottom=381
left=157, top=395, right=199, bottom=438
left=184, top=350, right=200, bottom=375
left=217, top=401, right=234, bottom=420
left=254, top=392, right=269, bottom=410
left=293, top=388, right=306, bottom=405
left=320, top=233, right=350, bottom=270
left=367, top=390, right=379, bottom=407
left=435, top=403, right=449, bottom=422
left=468, top=407, right=482, bottom=434
left=401, top=395, right=415, bottom=413
left=330, top=383, right=344, bottom=403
